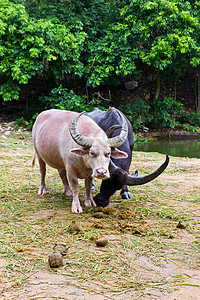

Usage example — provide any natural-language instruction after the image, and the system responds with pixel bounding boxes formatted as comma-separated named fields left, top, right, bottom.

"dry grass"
left=0, top=130, right=200, bottom=299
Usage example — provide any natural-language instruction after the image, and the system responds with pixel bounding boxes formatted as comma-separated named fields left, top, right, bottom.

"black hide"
left=93, top=168, right=128, bottom=207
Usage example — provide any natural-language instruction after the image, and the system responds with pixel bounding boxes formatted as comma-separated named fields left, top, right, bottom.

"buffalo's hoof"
left=121, top=191, right=132, bottom=199
left=91, top=186, right=97, bottom=192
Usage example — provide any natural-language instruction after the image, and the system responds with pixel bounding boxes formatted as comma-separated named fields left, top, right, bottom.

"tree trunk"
left=174, top=81, right=177, bottom=101
left=197, top=69, right=200, bottom=111
left=155, top=69, right=160, bottom=99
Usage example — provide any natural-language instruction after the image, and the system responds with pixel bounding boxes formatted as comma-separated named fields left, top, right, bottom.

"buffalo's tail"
left=32, top=151, right=36, bottom=168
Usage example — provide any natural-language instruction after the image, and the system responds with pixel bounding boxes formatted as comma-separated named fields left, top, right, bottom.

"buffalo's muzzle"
left=94, top=193, right=109, bottom=207
left=94, top=168, right=109, bottom=179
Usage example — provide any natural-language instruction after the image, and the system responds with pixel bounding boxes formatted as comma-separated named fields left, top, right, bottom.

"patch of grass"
left=0, top=131, right=200, bottom=298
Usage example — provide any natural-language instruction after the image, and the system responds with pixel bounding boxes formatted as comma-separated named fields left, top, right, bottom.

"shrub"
left=179, top=111, right=200, bottom=127
left=24, top=86, right=107, bottom=129
left=119, top=97, right=189, bottom=131
left=39, top=86, right=87, bottom=112
left=119, top=99, right=153, bottom=131
left=151, top=97, right=184, bottom=129
left=39, top=86, right=107, bottom=112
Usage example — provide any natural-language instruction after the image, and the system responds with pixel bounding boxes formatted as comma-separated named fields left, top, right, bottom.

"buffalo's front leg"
left=91, top=178, right=96, bottom=192
left=67, top=169, right=82, bottom=213
left=58, top=170, right=73, bottom=196
left=84, top=176, right=96, bottom=207
left=120, top=185, right=132, bottom=199
left=37, top=155, right=47, bottom=195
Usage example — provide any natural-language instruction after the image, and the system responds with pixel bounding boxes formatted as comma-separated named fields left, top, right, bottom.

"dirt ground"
left=0, top=123, right=200, bottom=300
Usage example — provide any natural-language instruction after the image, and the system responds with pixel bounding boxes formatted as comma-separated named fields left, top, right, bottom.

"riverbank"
left=144, top=130, right=200, bottom=139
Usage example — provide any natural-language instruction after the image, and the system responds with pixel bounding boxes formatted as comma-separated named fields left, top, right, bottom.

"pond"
left=134, top=138, right=200, bottom=159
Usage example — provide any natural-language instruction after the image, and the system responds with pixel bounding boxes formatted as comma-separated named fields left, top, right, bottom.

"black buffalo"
left=86, top=107, right=169, bottom=207
left=85, top=107, right=134, bottom=199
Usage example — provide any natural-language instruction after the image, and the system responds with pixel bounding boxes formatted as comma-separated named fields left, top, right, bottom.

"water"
left=134, top=138, right=200, bottom=158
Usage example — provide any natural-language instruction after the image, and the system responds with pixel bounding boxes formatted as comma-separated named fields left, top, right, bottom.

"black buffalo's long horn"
left=109, top=155, right=169, bottom=186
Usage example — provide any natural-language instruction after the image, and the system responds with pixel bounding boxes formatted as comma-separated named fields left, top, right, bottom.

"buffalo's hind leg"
left=120, top=185, right=132, bottom=199
left=37, top=155, right=47, bottom=195
left=58, top=170, right=73, bottom=196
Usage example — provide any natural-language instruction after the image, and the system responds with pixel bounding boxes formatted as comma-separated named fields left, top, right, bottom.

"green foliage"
left=0, top=0, right=86, bottom=101
left=39, top=86, right=87, bottom=112
left=133, top=134, right=149, bottom=144
left=119, top=0, right=200, bottom=89
left=1, top=0, right=200, bottom=129
left=15, top=116, right=28, bottom=128
left=179, top=110, right=200, bottom=127
left=39, top=85, right=106, bottom=113
left=82, top=0, right=200, bottom=91
left=180, top=123, right=200, bottom=133
left=178, top=110, right=200, bottom=132
left=119, top=99, right=153, bottom=131
left=119, top=97, right=193, bottom=131
left=152, top=97, right=185, bottom=129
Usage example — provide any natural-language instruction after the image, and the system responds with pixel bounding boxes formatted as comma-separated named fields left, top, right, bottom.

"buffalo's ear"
left=111, top=148, right=128, bottom=158
left=70, top=148, right=89, bottom=156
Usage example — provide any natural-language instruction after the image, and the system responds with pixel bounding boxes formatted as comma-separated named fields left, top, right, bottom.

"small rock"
left=69, top=292, right=76, bottom=295
left=48, top=252, right=63, bottom=268
left=95, top=238, right=108, bottom=247
left=125, top=80, right=138, bottom=91
left=143, top=126, right=149, bottom=133
left=176, top=221, right=187, bottom=229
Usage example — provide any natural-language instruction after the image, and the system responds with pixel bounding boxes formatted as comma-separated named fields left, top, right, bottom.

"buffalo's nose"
left=96, top=168, right=108, bottom=178
left=94, top=194, right=109, bottom=207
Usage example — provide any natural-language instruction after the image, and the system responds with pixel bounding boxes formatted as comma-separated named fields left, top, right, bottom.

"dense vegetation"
left=1, top=0, right=200, bottom=131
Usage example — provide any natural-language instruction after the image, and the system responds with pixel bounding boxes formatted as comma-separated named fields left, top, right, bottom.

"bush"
left=119, top=97, right=196, bottom=132
left=119, top=99, right=153, bottom=131
left=39, top=85, right=107, bottom=112
left=151, top=97, right=184, bottom=129
left=178, top=111, right=200, bottom=132
left=39, top=86, right=87, bottom=112
left=23, top=86, right=108, bottom=129
left=179, top=111, right=200, bottom=127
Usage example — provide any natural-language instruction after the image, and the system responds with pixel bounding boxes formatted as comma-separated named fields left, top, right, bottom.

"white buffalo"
left=32, top=108, right=128, bottom=213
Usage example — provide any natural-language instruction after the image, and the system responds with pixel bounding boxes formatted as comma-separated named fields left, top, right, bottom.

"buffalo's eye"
left=90, top=151, right=96, bottom=157
left=105, top=152, right=111, bottom=158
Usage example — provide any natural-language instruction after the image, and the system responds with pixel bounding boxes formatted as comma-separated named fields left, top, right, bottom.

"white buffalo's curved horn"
left=106, top=125, right=122, bottom=138
left=108, top=108, right=128, bottom=148
left=70, top=112, right=93, bottom=147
